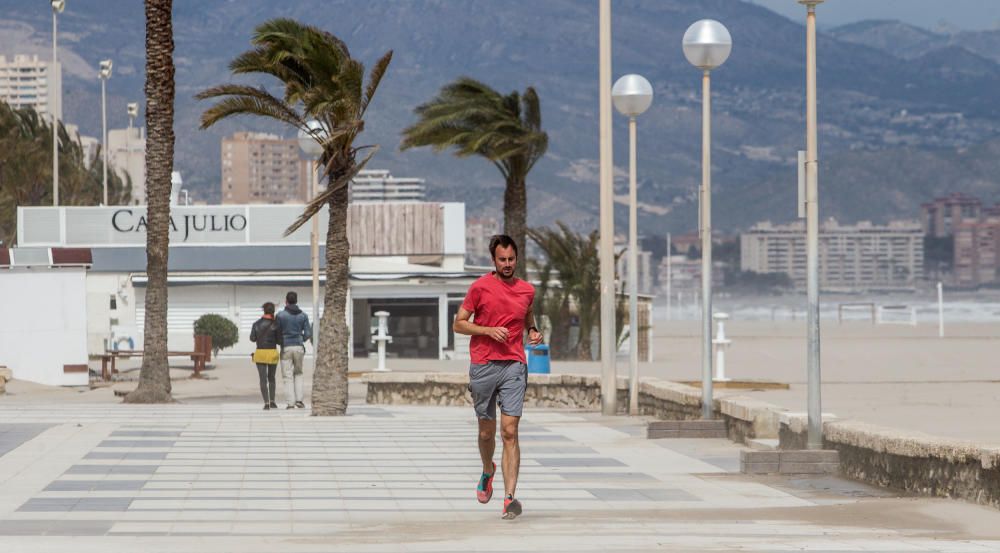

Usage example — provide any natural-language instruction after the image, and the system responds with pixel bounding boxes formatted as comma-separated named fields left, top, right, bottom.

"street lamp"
left=683, top=18, right=732, bottom=420
left=799, top=0, right=824, bottom=450
left=51, top=0, right=65, bottom=206
left=99, top=59, right=113, bottom=205
left=597, top=0, right=616, bottom=416
left=126, top=102, right=138, bottom=203
left=298, top=120, right=325, bottom=348
left=612, top=74, right=653, bottom=417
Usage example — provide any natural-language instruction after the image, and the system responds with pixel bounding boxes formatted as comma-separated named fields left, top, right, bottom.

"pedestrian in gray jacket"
left=276, top=291, right=311, bottom=409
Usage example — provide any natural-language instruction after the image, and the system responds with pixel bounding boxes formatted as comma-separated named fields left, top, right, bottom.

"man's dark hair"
left=286, top=291, right=297, bottom=305
left=262, top=302, right=276, bottom=315
left=489, top=234, right=518, bottom=260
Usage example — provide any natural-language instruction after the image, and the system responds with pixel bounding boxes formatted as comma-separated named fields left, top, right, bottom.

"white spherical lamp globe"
left=682, top=19, right=733, bottom=71
left=611, top=74, right=653, bottom=117
left=297, top=120, right=325, bottom=157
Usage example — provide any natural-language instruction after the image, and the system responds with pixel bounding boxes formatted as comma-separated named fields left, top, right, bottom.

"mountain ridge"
left=0, top=0, right=998, bottom=236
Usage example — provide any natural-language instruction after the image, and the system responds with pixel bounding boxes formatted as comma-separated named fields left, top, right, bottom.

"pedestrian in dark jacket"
left=276, top=291, right=311, bottom=409
left=250, top=302, right=283, bottom=410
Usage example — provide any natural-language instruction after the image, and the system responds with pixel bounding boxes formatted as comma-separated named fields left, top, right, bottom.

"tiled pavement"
left=0, top=403, right=998, bottom=552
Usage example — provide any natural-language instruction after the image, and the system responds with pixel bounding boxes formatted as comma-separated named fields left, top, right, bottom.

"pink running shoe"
left=476, top=462, right=496, bottom=504
left=502, top=495, right=522, bottom=520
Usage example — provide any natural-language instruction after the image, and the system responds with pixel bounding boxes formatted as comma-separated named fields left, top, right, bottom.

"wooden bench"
left=100, top=335, right=212, bottom=381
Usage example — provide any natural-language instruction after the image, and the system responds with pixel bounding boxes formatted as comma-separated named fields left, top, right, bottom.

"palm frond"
left=196, top=84, right=307, bottom=130
left=361, top=50, right=393, bottom=114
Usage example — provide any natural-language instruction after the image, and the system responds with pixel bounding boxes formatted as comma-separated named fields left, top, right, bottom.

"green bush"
left=194, top=314, right=239, bottom=356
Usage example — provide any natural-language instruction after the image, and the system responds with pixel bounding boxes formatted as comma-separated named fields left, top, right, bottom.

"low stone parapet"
left=0, top=366, right=10, bottom=394
left=362, top=372, right=629, bottom=411
left=780, top=415, right=1000, bottom=509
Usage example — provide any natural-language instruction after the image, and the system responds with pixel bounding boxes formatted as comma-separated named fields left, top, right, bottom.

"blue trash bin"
left=525, top=344, right=550, bottom=374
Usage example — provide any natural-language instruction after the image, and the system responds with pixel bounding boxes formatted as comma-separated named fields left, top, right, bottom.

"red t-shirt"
left=461, top=273, right=536, bottom=364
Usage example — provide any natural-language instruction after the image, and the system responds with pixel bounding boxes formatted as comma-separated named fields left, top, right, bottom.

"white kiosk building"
left=8, top=202, right=476, bottom=385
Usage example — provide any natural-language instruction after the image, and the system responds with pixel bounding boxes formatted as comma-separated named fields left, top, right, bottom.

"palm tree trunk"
left=125, top=0, right=174, bottom=404
left=503, top=175, right=527, bottom=279
left=311, top=183, right=350, bottom=416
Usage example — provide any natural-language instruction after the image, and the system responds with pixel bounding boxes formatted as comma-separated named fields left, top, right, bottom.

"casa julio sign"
left=17, top=205, right=322, bottom=247
left=111, top=209, right=247, bottom=242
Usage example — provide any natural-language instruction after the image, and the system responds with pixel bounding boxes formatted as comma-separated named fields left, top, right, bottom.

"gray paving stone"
left=0, top=423, right=54, bottom=457
left=557, top=471, right=657, bottom=481
left=534, top=457, right=626, bottom=467
left=110, top=431, right=182, bottom=437
left=85, top=451, right=169, bottom=460
left=45, top=480, right=147, bottom=492
left=97, top=440, right=176, bottom=448
left=64, top=464, right=159, bottom=475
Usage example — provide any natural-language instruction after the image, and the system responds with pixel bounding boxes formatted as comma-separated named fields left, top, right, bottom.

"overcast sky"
left=746, top=0, right=1000, bottom=32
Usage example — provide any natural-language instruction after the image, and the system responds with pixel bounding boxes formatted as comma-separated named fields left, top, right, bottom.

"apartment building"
left=0, top=55, right=61, bottom=119
left=741, top=219, right=924, bottom=290
left=221, top=132, right=307, bottom=204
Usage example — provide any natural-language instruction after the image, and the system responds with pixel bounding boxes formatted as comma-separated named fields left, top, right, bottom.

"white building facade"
left=0, top=54, right=61, bottom=119
left=15, top=203, right=475, bottom=366
left=740, top=220, right=924, bottom=291
left=108, top=126, right=147, bottom=204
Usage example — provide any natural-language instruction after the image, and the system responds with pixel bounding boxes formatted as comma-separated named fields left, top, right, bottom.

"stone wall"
left=363, top=373, right=784, bottom=444
left=780, top=415, right=1000, bottom=509
left=363, top=372, right=629, bottom=412
left=0, top=367, right=10, bottom=394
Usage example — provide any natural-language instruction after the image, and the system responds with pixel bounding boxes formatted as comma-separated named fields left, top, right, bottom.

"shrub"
left=194, top=314, right=239, bottom=356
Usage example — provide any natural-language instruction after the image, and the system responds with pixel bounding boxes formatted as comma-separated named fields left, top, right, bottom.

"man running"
left=454, top=234, right=542, bottom=520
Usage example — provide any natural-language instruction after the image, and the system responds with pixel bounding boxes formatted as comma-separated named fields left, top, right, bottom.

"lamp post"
left=799, top=0, right=824, bottom=450
left=51, top=0, right=65, bottom=206
left=126, top=102, right=138, bottom=203
left=598, top=0, right=616, bottom=415
left=612, top=74, right=653, bottom=416
left=99, top=59, right=113, bottom=205
left=298, top=120, right=324, bottom=348
left=683, top=19, right=732, bottom=420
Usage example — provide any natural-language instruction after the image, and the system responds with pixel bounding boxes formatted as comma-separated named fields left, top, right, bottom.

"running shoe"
left=502, top=495, right=522, bottom=520
left=476, top=462, right=496, bottom=503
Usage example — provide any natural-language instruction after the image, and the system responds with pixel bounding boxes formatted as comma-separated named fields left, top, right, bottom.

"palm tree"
left=197, top=19, right=392, bottom=416
left=125, top=0, right=175, bottom=404
left=0, top=104, right=129, bottom=245
left=528, top=222, right=624, bottom=360
left=401, top=78, right=547, bottom=278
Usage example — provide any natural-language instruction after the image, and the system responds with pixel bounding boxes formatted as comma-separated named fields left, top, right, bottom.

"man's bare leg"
left=500, top=413, right=521, bottom=496
left=478, top=418, right=497, bottom=473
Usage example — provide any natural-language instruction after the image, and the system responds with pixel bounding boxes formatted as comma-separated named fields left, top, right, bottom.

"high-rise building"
left=350, top=170, right=426, bottom=202
left=741, top=219, right=924, bottom=291
left=921, top=193, right=981, bottom=238
left=954, top=213, right=1000, bottom=287
left=221, top=132, right=306, bottom=204
left=108, top=126, right=146, bottom=205
left=0, top=55, right=61, bottom=120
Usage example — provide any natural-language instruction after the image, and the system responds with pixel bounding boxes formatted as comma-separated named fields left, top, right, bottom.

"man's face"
left=493, top=245, right=517, bottom=279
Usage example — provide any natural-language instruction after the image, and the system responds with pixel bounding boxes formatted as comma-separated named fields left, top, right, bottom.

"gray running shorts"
left=468, top=360, right=528, bottom=420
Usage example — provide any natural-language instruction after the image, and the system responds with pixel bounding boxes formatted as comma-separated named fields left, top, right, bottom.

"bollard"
left=712, top=312, right=731, bottom=382
left=371, top=310, right=393, bottom=372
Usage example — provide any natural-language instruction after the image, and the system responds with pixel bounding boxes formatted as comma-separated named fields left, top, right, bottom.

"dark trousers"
left=256, top=363, right=277, bottom=403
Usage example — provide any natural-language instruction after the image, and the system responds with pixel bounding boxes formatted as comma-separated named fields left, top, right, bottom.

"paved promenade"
left=0, top=401, right=998, bottom=552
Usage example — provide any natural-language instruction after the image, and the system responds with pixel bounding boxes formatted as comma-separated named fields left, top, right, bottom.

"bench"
left=100, top=335, right=212, bottom=381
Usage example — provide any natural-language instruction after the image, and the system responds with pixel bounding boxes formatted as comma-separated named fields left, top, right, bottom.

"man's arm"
left=453, top=306, right=509, bottom=343
left=302, top=315, right=312, bottom=344
left=525, top=306, right=543, bottom=346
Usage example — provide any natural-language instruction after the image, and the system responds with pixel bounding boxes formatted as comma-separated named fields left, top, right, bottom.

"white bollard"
left=937, top=281, right=945, bottom=338
left=712, top=312, right=731, bottom=382
left=371, top=310, right=393, bottom=372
